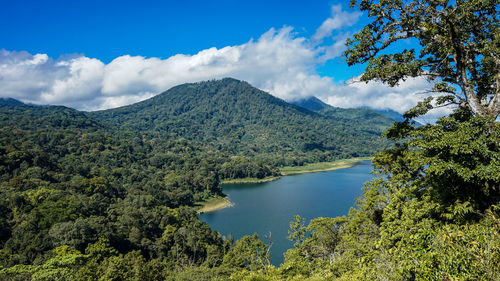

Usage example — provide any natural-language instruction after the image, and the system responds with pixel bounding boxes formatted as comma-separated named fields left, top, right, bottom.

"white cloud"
left=321, top=76, right=454, bottom=120
left=93, top=92, right=156, bottom=111
left=325, top=76, right=432, bottom=111
left=0, top=5, right=449, bottom=119
left=0, top=27, right=322, bottom=109
left=41, top=57, right=104, bottom=105
left=313, top=5, right=361, bottom=42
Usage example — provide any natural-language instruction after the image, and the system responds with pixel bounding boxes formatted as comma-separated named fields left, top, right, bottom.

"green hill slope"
left=91, top=78, right=393, bottom=165
left=290, top=96, right=331, bottom=111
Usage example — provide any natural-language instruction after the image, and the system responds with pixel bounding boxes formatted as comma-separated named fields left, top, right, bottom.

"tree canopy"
left=0, top=1, right=498, bottom=278
left=90, top=78, right=394, bottom=166
left=345, top=0, right=499, bottom=119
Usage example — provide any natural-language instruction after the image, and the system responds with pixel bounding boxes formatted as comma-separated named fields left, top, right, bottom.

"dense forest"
left=1, top=95, right=497, bottom=281
left=1, top=0, right=499, bottom=280
left=0, top=81, right=393, bottom=280
left=0, top=100, right=281, bottom=280
left=90, top=78, right=393, bottom=166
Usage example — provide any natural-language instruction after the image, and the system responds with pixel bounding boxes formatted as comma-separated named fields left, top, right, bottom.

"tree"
left=345, top=0, right=499, bottom=119
left=278, top=2, right=500, bottom=278
left=221, top=234, right=269, bottom=271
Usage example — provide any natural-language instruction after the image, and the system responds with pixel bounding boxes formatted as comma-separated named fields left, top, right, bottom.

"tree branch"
left=446, top=17, right=485, bottom=116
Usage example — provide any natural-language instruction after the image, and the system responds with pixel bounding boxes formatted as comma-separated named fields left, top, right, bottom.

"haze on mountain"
left=290, top=96, right=331, bottom=112
left=291, top=96, right=410, bottom=123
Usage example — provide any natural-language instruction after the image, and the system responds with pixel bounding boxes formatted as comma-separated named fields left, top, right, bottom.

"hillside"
left=319, top=107, right=395, bottom=135
left=290, top=96, right=331, bottom=111
left=0, top=98, right=244, bottom=272
left=91, top=78, right=394, bottom=165
left=0, top=98, right=24, bottom=107
left=291, top=96, right=406, bottom=123
left=368, top=108, right=406, bottom=122
left=0, top=83, right=392, bottom=280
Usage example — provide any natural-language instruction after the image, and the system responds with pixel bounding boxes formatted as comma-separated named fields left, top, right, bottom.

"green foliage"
left=0, top=103, right=232, bottom=275
left=272, top=2, right=497, bottom=278
left=273, top=113, right=500, bottom=280
left=220, top=157, right=280, bottom=180
left=3, top=71, right=497, bottom=280
left=290, top=96, right=331, bottom=112
left=91, top=78, right=393, bottom=166
left=345, top=0, right=500, bottom=119
left=222, top=234, right=270, bottom=272
left=287, top=215, right=306, bottom=248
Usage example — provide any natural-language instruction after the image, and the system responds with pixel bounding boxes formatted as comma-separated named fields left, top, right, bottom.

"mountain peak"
left=290, top=96, right=331, bottom=111
left=90, top=79, right=392, bottom=162
left=173, top=77, right=247, bottom=89
left=0, top=97, right=24, bottom=107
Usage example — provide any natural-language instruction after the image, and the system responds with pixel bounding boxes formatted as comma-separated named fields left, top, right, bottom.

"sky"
left=0, top=0, right=448, bottom=119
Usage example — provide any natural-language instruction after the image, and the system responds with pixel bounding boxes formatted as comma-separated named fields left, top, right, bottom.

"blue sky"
left=0, top=0, right=441, bottom=118
left=1, top=1, right=343, bottom=61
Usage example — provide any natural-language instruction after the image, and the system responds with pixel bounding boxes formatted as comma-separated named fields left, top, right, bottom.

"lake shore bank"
left=197, top=196, right=234, bottom=214
left=280, top=157, right=371, bottom=176
left=221, top=175, right=282, bottom=184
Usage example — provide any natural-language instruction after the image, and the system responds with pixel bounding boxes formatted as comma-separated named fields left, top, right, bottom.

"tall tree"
left=345, top=0, right=500, bottom=119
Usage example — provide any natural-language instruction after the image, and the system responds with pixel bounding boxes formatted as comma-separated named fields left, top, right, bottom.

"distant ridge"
left=290, top=96, right=331, bottom=111
left=0, top=97, right=24, bottom=106
left=291, top=96, right=412, bottom=123
left=360, top=107, right=405, bottom=122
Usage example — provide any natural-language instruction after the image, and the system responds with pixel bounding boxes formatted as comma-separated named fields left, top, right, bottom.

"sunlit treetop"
left=345, top=0, right=500, bottom=119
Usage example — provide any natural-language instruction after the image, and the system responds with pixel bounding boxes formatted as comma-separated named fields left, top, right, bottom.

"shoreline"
left=221, top=175, right=282, bottom=184
left=280, top=157, right=371, bottom=176
left=197, top=196, right=234, bottom=214
left=199, top=157, right=372, bottom=213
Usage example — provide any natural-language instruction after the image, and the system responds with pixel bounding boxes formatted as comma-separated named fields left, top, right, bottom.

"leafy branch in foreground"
left=345, top=0, right=499, bottom=119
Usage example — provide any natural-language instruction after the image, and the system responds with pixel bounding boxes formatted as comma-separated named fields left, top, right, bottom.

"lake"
left=199, top=160, right=375, bottom=266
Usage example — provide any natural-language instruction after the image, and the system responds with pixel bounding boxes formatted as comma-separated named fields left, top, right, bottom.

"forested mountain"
left=291, top=96, right=408, bottom=124
left=0, top=102, right=230, bottom=264
left=1, top=0, right=498, bottom=278
left=0, top=83, right=497, bottom=280
left=367, top=108, right=405, bottom=122
left=290, top=96, right=331, bottom=111
left=319, top=107, right=395, bottom=135
left=0, top=98, right=24, bottom=107
left=91, top=78, right=393, bottom=166
left=0, top=79, right=397, bottom=279
left=0, top=79, right=390, bottom=280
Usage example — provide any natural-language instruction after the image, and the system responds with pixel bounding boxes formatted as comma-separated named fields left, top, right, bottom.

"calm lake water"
left=199, top=160, right=375, bottom=266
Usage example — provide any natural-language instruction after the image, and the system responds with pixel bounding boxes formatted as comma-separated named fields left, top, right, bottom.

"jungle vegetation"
left=0, top=78, right=392, bottom=280
left=0, top=0, right=498, bottom=280
left=90, top=78, right=394, bottom=166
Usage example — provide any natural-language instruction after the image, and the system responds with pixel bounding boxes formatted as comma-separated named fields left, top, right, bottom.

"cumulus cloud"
left=0, top=4, right=448, bottom=118
left=312, top=5, right=361, bottom=42
left=41, top=57, right=104, bottom=104
left=322, top=76, right=453, bottom=119
left=0, top=27, right=323, bottom=110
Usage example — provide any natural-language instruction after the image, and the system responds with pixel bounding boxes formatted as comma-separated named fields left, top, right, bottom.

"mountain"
left=0, top=97, right=24, bottom=107
left=291, top=97, right=396, bottom=133
left=90, top=78, right=393, bottom=165
left=0, top=89, right=235, bottom=270
left=291, top=96, right=411, bottom=125
left=359, top=107, right=405, bottom=122
left=0, top=102, right=101, bottom=131
left=290, top=96, right=331, bottom=111
left=291, top=97, right=406, bottom=123
left=318, top=107, right=395, bottom=133
left=0, top=78, right=396, bottom=278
